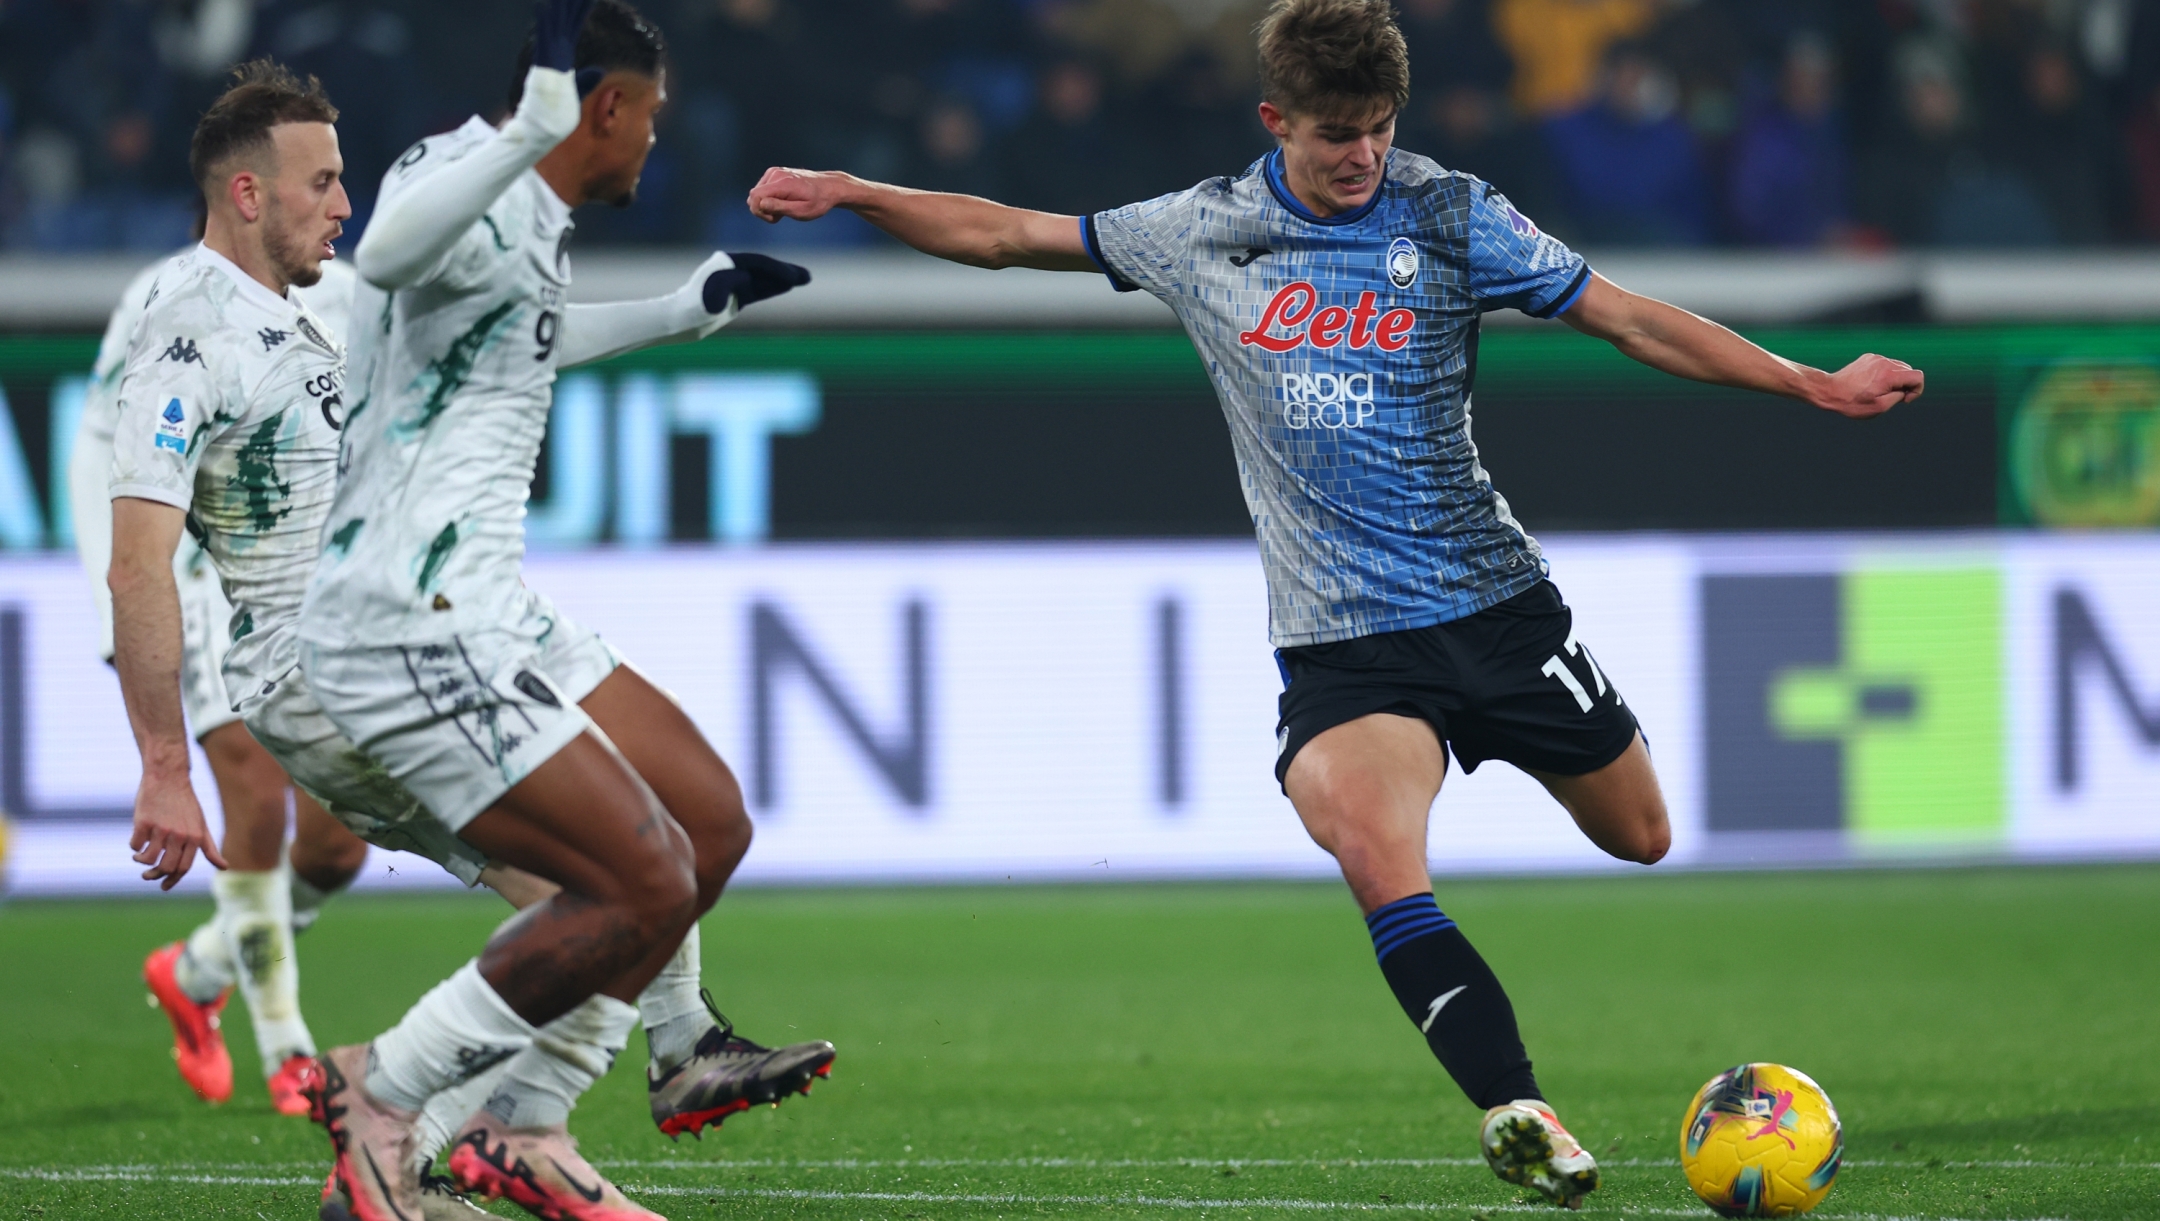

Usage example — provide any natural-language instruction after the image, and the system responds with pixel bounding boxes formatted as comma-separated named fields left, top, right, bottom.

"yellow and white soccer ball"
left=1679, top=1063, right=1842, bottom=1217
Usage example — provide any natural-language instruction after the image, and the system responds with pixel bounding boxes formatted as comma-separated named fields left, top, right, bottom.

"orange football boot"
left=143, top=942, right=233, bottom=1105
left=268, top=1053, right=322, bottom=1117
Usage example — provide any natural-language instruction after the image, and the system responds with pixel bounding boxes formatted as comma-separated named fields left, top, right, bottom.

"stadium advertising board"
left=9, top=325, right=2160, bottom=545
left=3, top=535, right=2156, bottom=894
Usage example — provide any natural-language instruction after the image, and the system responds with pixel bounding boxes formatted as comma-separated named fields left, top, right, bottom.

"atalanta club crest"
left=1387, top=237, right=1418, bottom=289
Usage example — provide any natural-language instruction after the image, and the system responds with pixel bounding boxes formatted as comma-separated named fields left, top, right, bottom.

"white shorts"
left=243, top=666, right=492, bottom=886
left=295, top=590, right=621, bottom=836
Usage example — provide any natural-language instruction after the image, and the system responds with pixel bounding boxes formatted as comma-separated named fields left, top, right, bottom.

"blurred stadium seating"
left=8, top=0, right=2160, bottom=252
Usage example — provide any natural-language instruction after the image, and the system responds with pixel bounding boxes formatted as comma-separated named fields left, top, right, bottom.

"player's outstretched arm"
left=354, top=0, right=593, bottom=290
left=109, top=497, right=228, bottom=888
left=558, top=251, right=809, bottom=367
left=1560, top=273, right=1924, bottom=418
left=748, top=168, right=1098, bottom=272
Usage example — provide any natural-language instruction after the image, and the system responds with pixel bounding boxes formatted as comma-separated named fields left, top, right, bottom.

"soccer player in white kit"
left=78, top=233, right=369, bottom=1116
left=110, top=54, right=825, bottom=1221
left=290, top=2, right=818, bottom=1217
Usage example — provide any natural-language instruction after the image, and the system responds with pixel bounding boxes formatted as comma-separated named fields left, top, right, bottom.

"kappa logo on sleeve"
left=158, top=337, right=204, bottom=366
left=154, top=397, right=189, bottom=452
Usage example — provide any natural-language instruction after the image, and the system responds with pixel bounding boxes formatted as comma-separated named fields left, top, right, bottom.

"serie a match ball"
left=1679, top=1063, right=1843, bottom=1217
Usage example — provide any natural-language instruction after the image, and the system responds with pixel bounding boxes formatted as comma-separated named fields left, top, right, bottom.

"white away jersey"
left=1085, top=149, right=1590, bottom=648
left=303, top=117, right=572, bottom=646
left=80, top=257, right=354, bottom=460
left=107, top=245, right=347, bottom=687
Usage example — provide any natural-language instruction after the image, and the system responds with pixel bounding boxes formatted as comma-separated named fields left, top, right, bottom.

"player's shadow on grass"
left=1861, top=1103, right=2160, bottom=1154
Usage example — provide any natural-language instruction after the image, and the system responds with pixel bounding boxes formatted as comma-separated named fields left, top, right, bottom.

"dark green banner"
left=4, top=323, right=2154, bottom=548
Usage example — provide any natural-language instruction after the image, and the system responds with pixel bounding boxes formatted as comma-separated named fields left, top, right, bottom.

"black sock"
left=1364, top=893, right=1541, bottom=1109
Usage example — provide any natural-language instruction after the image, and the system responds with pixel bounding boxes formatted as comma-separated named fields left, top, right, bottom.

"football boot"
left=1480, top=1099, right=1599, bottom=1209
left=647, top=990, right=834, bottom=1139
left=447, top=1110, right=668, bottom=1220
left=323, top=1157, right=493, bottom=1221
left=270, top=1054, right=324, bottom=1117
left=311, top=1043, right=423, bottom=1221
left=142, top=942, right=233, bottom=1105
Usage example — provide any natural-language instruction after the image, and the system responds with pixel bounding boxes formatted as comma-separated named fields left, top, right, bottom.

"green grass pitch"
left=0, top=864, right=2155, bottom=1219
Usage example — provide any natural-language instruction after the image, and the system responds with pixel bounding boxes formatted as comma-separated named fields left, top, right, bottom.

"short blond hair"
left=1256, top=0, right=1410, bottom=120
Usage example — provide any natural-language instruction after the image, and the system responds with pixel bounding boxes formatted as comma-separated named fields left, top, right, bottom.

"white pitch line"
left=590, top=1155, right=2160, bottom=1173
left=8, top=1158, right=2151, bottom=1175
left=615, top=1184, right=2084, bottom=1221
left=0, top=1167, right=317, bottom=1187
left=11, top=1155, right=2160, bottom=1174
left=0, top=1165, right=2093, bottom=1221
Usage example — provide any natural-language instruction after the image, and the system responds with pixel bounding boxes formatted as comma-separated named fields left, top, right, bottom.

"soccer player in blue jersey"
left=751, top=0, right=1922, bottom=1205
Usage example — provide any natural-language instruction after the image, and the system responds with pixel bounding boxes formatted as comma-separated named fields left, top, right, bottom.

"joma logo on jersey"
left=1238, top=282, right=1415, bottom=353
left=1281, top=371, right=1376, bottom=429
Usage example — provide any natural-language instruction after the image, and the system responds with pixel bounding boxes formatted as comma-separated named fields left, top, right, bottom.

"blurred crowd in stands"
left=9, top=0, right=2160, bottom=251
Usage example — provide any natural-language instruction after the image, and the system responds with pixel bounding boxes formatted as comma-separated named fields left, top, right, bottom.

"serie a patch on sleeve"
left=155, top=398, right=188, bottom=452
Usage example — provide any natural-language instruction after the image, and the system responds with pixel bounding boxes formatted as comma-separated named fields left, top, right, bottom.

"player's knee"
left=310, top=833, right=370, bottom=887
left=666, top=775, right=750, bottom=910
left=290, top=845, right=365, bottom=893
left=626, top=816, right=699, bottom=936
left=1614, top=807, right=1671, bottom=866
left=705, top=787, right=753, bottom=880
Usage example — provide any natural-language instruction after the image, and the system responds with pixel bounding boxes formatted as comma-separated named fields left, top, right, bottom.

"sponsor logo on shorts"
left=513, top=669, right=561, bottom=708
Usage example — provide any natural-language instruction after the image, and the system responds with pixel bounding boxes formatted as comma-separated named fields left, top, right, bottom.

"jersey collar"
left=195, top=242, right=298, bottom=318
left=1263, top=148, right=1387, bottom=227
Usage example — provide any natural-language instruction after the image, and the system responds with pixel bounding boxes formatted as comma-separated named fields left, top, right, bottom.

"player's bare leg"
left=316, top=735, right=693, bottom=1221
left=580, top=665, right=834, bottom=1136
left=579, top=665, right=751, bottom=912
left=1528, top=734, right=1670, bottom=866
left=1286, top=712, right=1596, bottom=1208
left=291, top=790, right=370, bottom=901
left=1285, top=712, right=1445, bottom=913
left=147, top=723, right=323, bottom=1110
left=457, top=734, right=697, bottom=1018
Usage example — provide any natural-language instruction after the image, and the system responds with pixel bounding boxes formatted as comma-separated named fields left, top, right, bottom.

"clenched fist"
left=1814, top=353, right=1925, bottom=419
left=748, top=167, right=859, bottom=224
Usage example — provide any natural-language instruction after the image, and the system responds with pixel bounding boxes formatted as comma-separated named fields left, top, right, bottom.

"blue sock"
left=1365, top=893, right=1541, bottom=1109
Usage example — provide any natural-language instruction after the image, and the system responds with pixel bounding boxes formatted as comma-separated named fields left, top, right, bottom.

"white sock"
left=638, top=924, right=708, bottom=1073
left=213, top=866, right=314, bottom=1075
left=366, top=960, right=538, bottom=1113
left=480, top=995, right=639, bottom=1129
left=413, top=1058, right=517, bottom=1166
left=289, top=866, right=337, bottom=936
left=409, top=985, right=636, bottom=1163
left=174, top=918, right=235, bottom=1004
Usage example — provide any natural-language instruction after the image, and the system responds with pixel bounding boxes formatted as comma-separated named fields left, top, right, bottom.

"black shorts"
left=1273, top=581, right=1639, bottom=788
